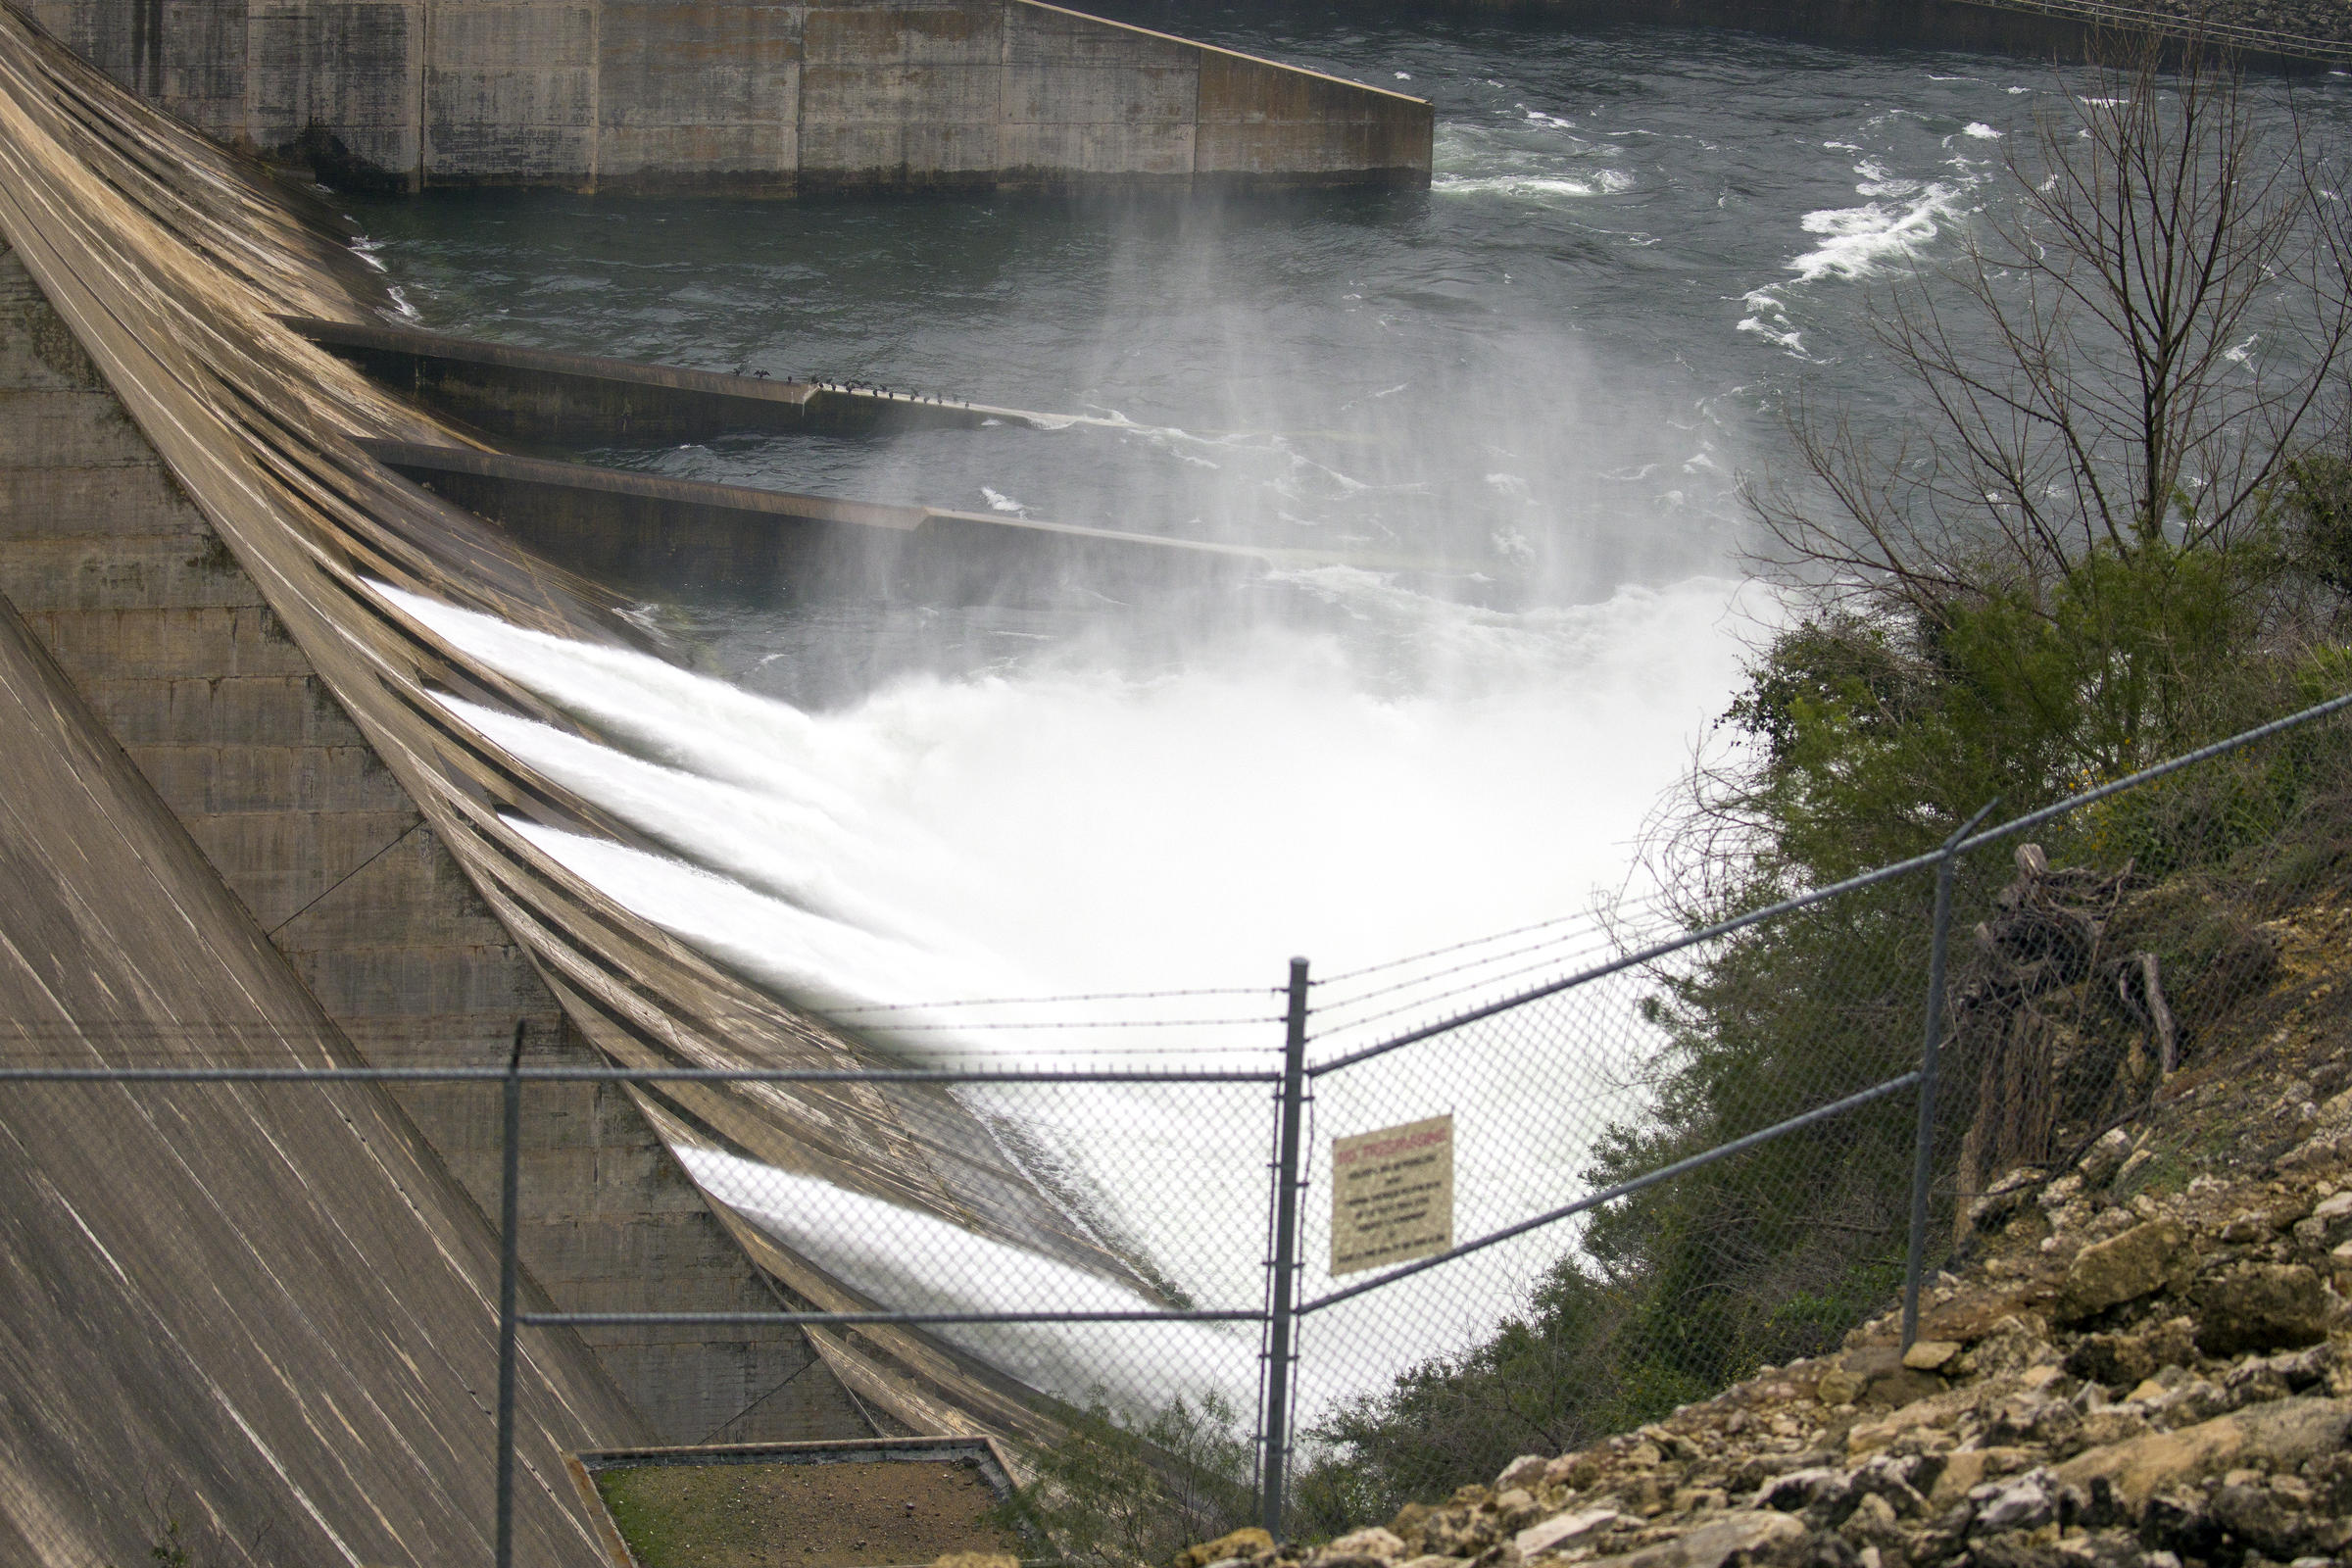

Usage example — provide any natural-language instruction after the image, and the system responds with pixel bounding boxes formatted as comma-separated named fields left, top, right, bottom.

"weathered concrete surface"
left=0, top=582, right=648, bottom=1567
left=292, top=312, right=1001, bottom=440
left=24, top=0, right=1432, bottom=191
left=0, top=0, right=1150, bottom=1454
left=0, top=237, right=876, bottom=1447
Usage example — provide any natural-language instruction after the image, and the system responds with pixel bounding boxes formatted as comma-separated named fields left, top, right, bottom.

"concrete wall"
left=0, top=242, right=874, bottom=1451
left=24, top=0, right=1431, bottom=190
left=0, top=589, right=647, bottom=1567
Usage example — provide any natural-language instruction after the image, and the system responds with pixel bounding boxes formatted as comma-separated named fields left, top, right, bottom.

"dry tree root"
left=1946, top=845, right=2173, bottom=1230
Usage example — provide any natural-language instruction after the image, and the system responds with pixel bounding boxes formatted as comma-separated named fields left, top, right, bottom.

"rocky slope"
left=1177, top=920, right=2352, bottom=1568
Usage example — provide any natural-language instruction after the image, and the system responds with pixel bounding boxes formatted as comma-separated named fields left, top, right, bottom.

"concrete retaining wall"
left=25, top=0, right=1432, bottom=190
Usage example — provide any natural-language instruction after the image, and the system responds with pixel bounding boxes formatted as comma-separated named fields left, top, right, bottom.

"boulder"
left=1815, top=1367, right=1865, bottom=1406
left=2191, top=1263, right=2330, bottom=1355
left=2053, top=1218, right=2187, bottom=1323
left=1901, top=1341, right=1961, bottom=1372
left=2207, top=1484, right=2314, bottom=1559
left=1326, top=1529, right=1407, bottom=1563
left=1968, top=1168, right=2045, bottom=1234
left=1175, top=1529, right=1276, bottom=1568
left=1495, top=1455, right=1552, bottom=1494
left=1582, top=1511, right=1807, bottom=1568
left=1515, top=1508, right=1623, bottom=1561
left=2313, top=1189, right=2352, bottom=1234
left=2061, top=1315, right=2195, bottom=1388
left=1756, top=1471, right=1842, bottom=1513
left=1828, top=1348, right=1942, bottom=1407
left=2077, top=1128, right=2133, bottom=1188
left=2051, top=1396, right=2352, bottom=1507
left=1968, top=1472, right=2054, bottom=1535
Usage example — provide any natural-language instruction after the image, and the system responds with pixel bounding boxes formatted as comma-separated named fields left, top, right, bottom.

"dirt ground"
left=596, top=1456, right=1021, bottom=1568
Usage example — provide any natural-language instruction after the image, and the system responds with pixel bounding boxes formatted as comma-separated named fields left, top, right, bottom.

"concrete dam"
left=0, top=0, right=1423, bottom=1557
left=24, top=0, right=1433, bottom=190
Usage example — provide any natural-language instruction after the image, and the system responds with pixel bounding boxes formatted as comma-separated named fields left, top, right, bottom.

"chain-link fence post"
left=496, top=1021, right=524, bottom=1568
left=1901, top=801, right=1995, bottom=1350
left=1258, top=958, right=1310, bottom=1538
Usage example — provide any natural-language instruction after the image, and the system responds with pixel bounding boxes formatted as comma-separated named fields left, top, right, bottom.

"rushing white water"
left=384, top=576, right=1755, bottom=1004
left=375, top=569, right=1757, bottom=1415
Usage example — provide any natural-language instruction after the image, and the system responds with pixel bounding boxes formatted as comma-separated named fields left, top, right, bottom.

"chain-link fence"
left=1262, top=685, right=2352, bottom=1534
left=8, top=689, right=2352, bottom=1566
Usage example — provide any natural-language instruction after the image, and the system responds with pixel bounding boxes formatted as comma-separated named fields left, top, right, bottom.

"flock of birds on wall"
left=733, top=364, right=970, bottom=407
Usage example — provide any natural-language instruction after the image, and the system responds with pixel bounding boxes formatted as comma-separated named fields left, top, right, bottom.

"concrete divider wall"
left=28, top=0, right=1431, bottom=190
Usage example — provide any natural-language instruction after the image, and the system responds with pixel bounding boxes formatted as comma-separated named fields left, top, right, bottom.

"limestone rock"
left=2313, top=1189, right=2352, bottom=1233
left=1516, top=1507, right=1623, bottom=1561
left=2062, top=1314, right=2194, bottom=1388
left=1969, top=1168, right=2044, bottom=1235
left=935, top=1556, right=1018, bottom=1568
left=1583, top=1511, right=1806, bottom=1568
left=1900, top=1341, right=1960, bottom=1372
left=1496, top=1455, right=1552, bottom=1494
left=2077, top=1128, right=2132, bottom=1188
left=1327, top=1529, right=1407, bottom=1562
left=1824, top=1348, right=1941, bottom=1408
left=1814, top=1368, right=1864, bottom=1406
left=2207, top=1483, right=2313, bottom=1559
left=2052, top=1396, right=2352, bottom=1506
left=1176, top=1529, right=1276, bottom=1568
left=2191, top=1263, right=2330, bottom=1355
left=1970, top=1470, right=2055, bottom=1535
left=1756, top=1470, right=1842, bottom=1513
left=2053, top=1218, right=2186, bottom=1323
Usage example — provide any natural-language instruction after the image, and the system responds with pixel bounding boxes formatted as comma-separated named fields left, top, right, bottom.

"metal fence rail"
left=7, top=687, right=2350, bottom=1564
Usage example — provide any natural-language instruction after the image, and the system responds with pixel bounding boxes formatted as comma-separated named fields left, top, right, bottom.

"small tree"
left=1719, top=30, right=2352, bottom=886
left=989, top=1396, right=1254, bottom=1568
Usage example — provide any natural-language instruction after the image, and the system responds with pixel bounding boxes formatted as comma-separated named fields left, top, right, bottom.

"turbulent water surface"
left=343, top=18, right=2344, bottom=1416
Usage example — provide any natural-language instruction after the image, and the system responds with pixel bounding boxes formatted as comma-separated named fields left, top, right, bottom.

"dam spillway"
left=0, top=0, right=1330, bottom=1552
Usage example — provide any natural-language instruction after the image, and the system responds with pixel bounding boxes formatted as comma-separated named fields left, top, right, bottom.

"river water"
left=344, top=20, right=2098, bottom=990
left=344, top=20, right=2341, bottom=1417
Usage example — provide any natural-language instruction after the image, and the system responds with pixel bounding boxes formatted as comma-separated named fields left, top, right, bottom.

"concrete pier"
left=23, top=0, right=1432, bottom=191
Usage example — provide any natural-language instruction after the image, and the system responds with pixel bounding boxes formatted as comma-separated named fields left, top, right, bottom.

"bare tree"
left=1750, top=32, right=2352, bottom=626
